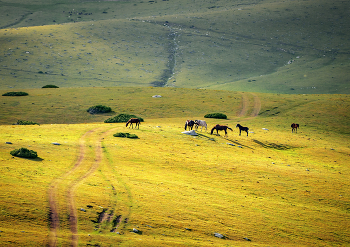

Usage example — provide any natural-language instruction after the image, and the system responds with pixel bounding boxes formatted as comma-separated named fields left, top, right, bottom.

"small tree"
left=16, top=120, right=40, bottom=125
left=204, top=113, right=227, bottom=119
left=2, top=92, right=28, bottom=96
left=87, top=105, right=112, bottom=114
left=42, top=84, right=59, bottom=88
left=10, top=148, right=38, bottom=159
left=113, top=133, right=138, bottom=139
left=105, top=114, right=144, bottom=123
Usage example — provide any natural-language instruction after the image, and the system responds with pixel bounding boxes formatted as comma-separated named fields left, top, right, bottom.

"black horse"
left=210, top=124, right=233, bottom=136
left=291, top=123, right=299, bottom=133
left=236, top=124, right=249, bottom=136
left=185, top=120, right=195, bottom=130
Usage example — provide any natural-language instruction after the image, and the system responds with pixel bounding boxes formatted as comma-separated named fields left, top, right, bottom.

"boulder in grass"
left=182, top=130, right=198, bottom=136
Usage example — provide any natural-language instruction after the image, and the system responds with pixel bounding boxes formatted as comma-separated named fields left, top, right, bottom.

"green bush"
left=113, top=132, right=138, bottom=139
left=42, top=84, right=59, bottom=88
left=16, top=120, right=39, bottom=125
left=2, top=92, right=28, bottom=96
left=105, top=114, right=144, bottom=123
left=87, top=105, right=112, bottom=114
left=204, top=113, right=227, bottom=119
left=10, top=148, right=38, bottom=159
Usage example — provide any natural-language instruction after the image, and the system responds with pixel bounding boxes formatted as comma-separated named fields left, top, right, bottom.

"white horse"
left=194, top=120, right=207, bottom=132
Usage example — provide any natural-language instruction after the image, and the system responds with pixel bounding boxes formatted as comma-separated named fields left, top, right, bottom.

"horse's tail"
left=228, top=127, right=233, bottom=131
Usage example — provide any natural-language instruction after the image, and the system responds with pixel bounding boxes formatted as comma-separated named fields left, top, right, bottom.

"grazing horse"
left=185, top=120, right=195, bottom=130
left=210, top=124, right=233, bottom=136
left=194, top=120, right=207, bottom=132
left=126, top=118, right=140, bottom=129
left=236, top=124, right=249, bottom=136
left=291, top=123, right=299, bottom=133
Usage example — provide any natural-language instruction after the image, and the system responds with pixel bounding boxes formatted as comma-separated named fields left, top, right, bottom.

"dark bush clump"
left=10, top=148, right=38, bottom=159
left=204, top=113, right=227, bottom=119
left=42, top=84, right=59, bottom=88
left=113, top=133, right=138, bottom=139
left=87, top=105, right=112, bottom=114
left=105, top=114, right=144, bottom=123
left=2, top=92, right=29, bottom=96
left=16, top=120, right=40, bottom=125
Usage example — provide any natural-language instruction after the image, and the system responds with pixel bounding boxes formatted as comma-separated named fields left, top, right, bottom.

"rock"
left=80, top=208, right=86, bottom=212
left=262, top=128, right=269, bottom=131
left=243, top=237, right=251, bottom=241
left=182, top=130, right=198, bottom=136
left=132, top=228, right=142, bottom=234
left=214, top=232, right=225, bottom=239
left=152, top=95, right=162, bottom=98
left=52, top=142, right=61, bottom=145
left=5, top=142, right=12, bottom=144
left=227, top=143, right=235, bottom=146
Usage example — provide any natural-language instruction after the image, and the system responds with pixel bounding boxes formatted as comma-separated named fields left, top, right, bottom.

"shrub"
left=42, top=84, right=59, bottom=88
left=105, top=114, right=144, bottom=123
left=87, top=105, right=112, bottom=114
left=2, top=92, right=28, bottom=96
left=10, top=148, right=38, bottom=159
left=204, top=113, right=227, bottom=119
left=16, top=120, right=39, bottom=125
left=113, top=133, right=138, bottom=139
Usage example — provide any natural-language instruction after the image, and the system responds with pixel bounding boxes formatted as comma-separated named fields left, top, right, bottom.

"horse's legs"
left=239, top=129, right=241, bottom=136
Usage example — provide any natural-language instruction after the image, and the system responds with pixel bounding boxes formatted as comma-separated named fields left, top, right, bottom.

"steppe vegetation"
left=0, top=0, right=349, bottom=93
left=0, top=0, right=350, bottom=246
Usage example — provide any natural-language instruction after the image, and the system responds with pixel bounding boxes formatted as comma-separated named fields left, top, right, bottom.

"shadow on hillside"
left=252, top=139, right=294, bottom=150
left=14, top=156, right=44, bottom=162
left=198, top=133, right=253, bottom=149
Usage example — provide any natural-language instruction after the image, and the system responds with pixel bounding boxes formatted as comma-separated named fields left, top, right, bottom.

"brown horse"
left=291, top=123, right=299, bottom=133
left=126, top=118, right=140, bottom=129
left=211, top=124, right=233, bottom=136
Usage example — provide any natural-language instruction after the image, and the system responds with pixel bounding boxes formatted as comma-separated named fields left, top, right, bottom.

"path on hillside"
left=48, top=129, right=94, bottom=247
left=48, top=127, right=133, bottom=246
left=237, top=92, right=261, bottom=118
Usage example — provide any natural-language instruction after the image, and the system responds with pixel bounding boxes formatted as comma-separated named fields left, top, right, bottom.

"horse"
left=126, top=118, right=140, bottom=129
left=194, top=120, right=207, bottom=132
left=210, top=124, right=233, bottom=136
left=236, top=124, right=249, bottom=136
left=185, top=120, right=195, bottom=130
left=291, top=123, right=299, bottom=133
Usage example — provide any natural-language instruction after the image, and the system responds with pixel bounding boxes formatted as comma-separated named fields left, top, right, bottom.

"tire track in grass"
left=49, top=126, right=134, bottom=245
left=48, top=129, right=94, bottom=247
left=100, top=134, right=134, bottom=233
left=237, top=92, right=261, bottom=118
left=67, top=129, right=105, bottom=247
left=250, top=93, right=261, bottom=117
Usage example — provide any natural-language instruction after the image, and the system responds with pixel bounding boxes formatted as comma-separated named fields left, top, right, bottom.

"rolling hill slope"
left=0, top=0, right=349, bottom=93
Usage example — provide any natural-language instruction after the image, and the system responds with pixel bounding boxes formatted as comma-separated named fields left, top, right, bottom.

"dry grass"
left=0, top=110, right=349, bottom=246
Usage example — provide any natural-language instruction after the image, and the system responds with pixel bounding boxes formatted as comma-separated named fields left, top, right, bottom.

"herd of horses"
left=185, top=119, right=249, bottom=137
left=126, top=118, right=299, bottom=136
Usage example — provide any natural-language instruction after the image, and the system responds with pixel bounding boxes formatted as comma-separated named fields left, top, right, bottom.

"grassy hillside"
left=0, top=0, right=349, bottom=93
left=0, top=96, right=349, bottom=246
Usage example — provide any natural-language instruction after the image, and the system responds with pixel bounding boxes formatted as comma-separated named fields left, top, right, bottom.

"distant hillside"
left=0, top=0, right=349, bottom=94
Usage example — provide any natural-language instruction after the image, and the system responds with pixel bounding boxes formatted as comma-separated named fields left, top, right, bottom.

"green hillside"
left=0, top=0, right=349, bottom=93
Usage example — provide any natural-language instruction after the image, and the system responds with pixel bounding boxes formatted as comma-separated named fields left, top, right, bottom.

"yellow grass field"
left=1, top=92, right=349, bottom=246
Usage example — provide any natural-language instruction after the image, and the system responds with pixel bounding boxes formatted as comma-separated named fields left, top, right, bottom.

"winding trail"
left=48, top=126, right=133, bottom=246
left=237, top=92, right=261, bottom=118
left=67, top=130, right=103, bottom=247
left=48, top=130, right=94, bottom=247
